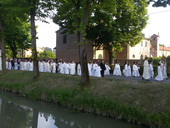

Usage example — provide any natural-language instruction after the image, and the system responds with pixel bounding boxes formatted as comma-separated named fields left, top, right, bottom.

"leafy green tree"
left=53, top=0, right=93, bottom=86
left=39, top=50, right=55, bottom=59
left=4, top=19, right=31, bottom=58
left=3, top=0, right=55, bottom=78
left=87, top=0, right=148, bottom=64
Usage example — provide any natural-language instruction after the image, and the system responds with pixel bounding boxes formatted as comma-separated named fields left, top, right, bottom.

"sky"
left=36, top=3, right=170, bottom=49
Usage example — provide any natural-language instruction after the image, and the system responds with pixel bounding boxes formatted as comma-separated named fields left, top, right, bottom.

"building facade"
left=55, top=30, right=170, bottom=62
left=55, top=29, right=93, bottom=62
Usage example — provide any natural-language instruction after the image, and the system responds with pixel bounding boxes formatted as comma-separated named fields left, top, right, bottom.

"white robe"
left=65, top=63, right=70, bottom=74
left=104, top=64, right=110, bottom=75
left=26, top=62, right=30, bottom=71
left=77, top=64, right=81, bottom=76
left=52, top=62, right=56, bottom=73
left=92, top=64, right=97, bottom=76
left=127, top=65, right=131, bottom=76
left=149, top=64, right=154, bottom=78
left=23, top=62, right=27, bottom=71
left=88, top=63, right=92, bottom=76
left=142, top=60, right=150, bottom=80
left=39, top=62, right=43, bottom=72
left=95, top=66, right=101, bottom=77
left=155, top=66, right=163, bottom=81
left=113, top=64, right=121, bottom=76
left=132, top=64, right=138, bottom=77
left=124, top=64, right=128, bottom=76
left=163, top=65, right=168, bottom=79
left=14, top=62, right=18, bottom=70
left=29, top=62, right=33, bottom=71
left=70, top=63, right=76, bottom=75
left=62, top=62, right=67, bottom=74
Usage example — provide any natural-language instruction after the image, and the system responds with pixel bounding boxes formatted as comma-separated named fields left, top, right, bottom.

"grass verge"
left=0, top=70, right=170, bottom=128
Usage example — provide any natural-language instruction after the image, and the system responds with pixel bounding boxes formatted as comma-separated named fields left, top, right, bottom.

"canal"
left=0, top=91, right=146, bottom=128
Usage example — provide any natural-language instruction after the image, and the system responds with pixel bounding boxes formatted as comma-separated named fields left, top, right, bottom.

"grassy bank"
left=0, top=70, right=170, bottom=128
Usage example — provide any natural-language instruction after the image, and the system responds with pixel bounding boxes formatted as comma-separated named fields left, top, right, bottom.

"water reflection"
left=0, top=91, right=146, bottom=128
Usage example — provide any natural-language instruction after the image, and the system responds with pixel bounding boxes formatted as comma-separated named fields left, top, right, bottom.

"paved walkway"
left=105, top=75, right=170, bottom=84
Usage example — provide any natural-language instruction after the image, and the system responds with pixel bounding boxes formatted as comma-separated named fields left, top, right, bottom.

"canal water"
left=0, top=91, right=146, bottom=128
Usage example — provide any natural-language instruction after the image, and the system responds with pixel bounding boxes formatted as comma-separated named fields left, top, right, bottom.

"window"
left=98, top=54, right=103, bottom=59
left=63, top=35, right=67, bottom=44
left=145, top=41, right=147, bottom=47
left=132, top=54, right=135, bottom=58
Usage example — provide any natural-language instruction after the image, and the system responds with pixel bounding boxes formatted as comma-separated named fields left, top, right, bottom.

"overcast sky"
left=36, top=4, right=170, bottom=49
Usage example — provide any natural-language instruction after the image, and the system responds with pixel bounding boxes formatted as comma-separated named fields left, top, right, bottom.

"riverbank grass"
left=0, top=70, right=170, bottom=128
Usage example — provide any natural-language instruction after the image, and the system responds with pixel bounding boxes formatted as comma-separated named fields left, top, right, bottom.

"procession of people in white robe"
left=5, top=57, right=168, bottom=81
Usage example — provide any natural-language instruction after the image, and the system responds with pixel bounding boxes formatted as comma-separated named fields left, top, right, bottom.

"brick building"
left=55, top=30, right=169, bottom=63
left=55, top=29, right=93, bottom=62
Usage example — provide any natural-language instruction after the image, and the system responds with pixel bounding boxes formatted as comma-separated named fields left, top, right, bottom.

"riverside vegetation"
left=0, top=70, right=170, bottom=128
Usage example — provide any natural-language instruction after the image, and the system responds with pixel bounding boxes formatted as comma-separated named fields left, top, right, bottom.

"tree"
left=44, top=47, right=52, bottom=52
left=5, top=0, right=55, bottom=78
left=87, top=0, right=148, bottom=64
left=39, top=50, right=55, bottom=59
left=149, top=0, right=170, bottom=7
left=4, top=19, right=31, bottom=58
left=0, top=0, right=29, bottom=70
left=53, top=0, right=93, bottom=86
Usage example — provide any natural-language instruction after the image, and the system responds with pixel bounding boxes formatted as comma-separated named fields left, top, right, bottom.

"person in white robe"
left=59, top=62, right=64, bottom=74
left=104, top=63, right=110, bottom=75
left=29, top=60, right=33, bottom=71
left=14, top=60, right=18, bottom=70
left=26, top=60, right=30, bottom=71
left=124, top=61, right=128, bottom=76
left=62, top=61, right=67, bottom=74
left=132, top=62, right=138, bottom=77
left=23, top=60, right=27, bottom=71
left=88, top=61, right=92, bottom=76
left=136, top=63, right=140, bottom=77
left=142, top=57, right=150, bottom=80
left=20, top=60, right=24, bottom=70
left=163, top=60, right=168, bottom=79
left=65, top=61, right=70, bottom=74
left=155, top=63, right=163, bottom=81
left=127, top=64, right=131, bottom=76
left=92, top=62, right=97, bottom=76
left=6, top=59, right=9, bottom=69
left=149, top=62, right=154, bottom=79
left=39, top=60, right=43, bottom=72
left=113, top=61, right=122, bottom=76
left=46, top=61, right=51, bottom=72
left=77, top=63, right=81, bottom=76
left=95, top=64, right=101, bottom=77
left=70, top=61, right=76, bottom=75
left=51, top=60, right=56, bottom=73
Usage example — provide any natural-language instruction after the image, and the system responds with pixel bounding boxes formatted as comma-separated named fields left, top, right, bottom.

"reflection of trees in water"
left=0, top=99, right=33, bottom=128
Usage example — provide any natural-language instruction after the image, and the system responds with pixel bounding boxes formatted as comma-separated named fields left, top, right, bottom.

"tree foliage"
left=86, top=0, right=148, bottom=64
left=4, top=19, right=31, bottom=58
left=39, top=50, right=55, bottom=59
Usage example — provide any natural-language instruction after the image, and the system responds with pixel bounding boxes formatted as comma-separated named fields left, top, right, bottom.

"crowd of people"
left=5, top=57, right=168, bottom=81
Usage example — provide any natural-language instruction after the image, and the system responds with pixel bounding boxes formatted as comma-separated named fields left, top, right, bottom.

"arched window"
left=98, top=54, right=103, bottom=59
left=132, top=54, right=135, bottom=58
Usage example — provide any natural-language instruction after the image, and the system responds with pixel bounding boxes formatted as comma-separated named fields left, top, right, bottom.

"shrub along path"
left=0, top=70, right=170, bottom=128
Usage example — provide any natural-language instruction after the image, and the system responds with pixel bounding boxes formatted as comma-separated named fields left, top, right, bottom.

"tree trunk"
left=79, top=0, right=92, bottom=86
left=108, top=48, right=113, bottom=65
left=30, top=3, right=39, bottom=79
left=0, top=20, right=6, bottom=71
